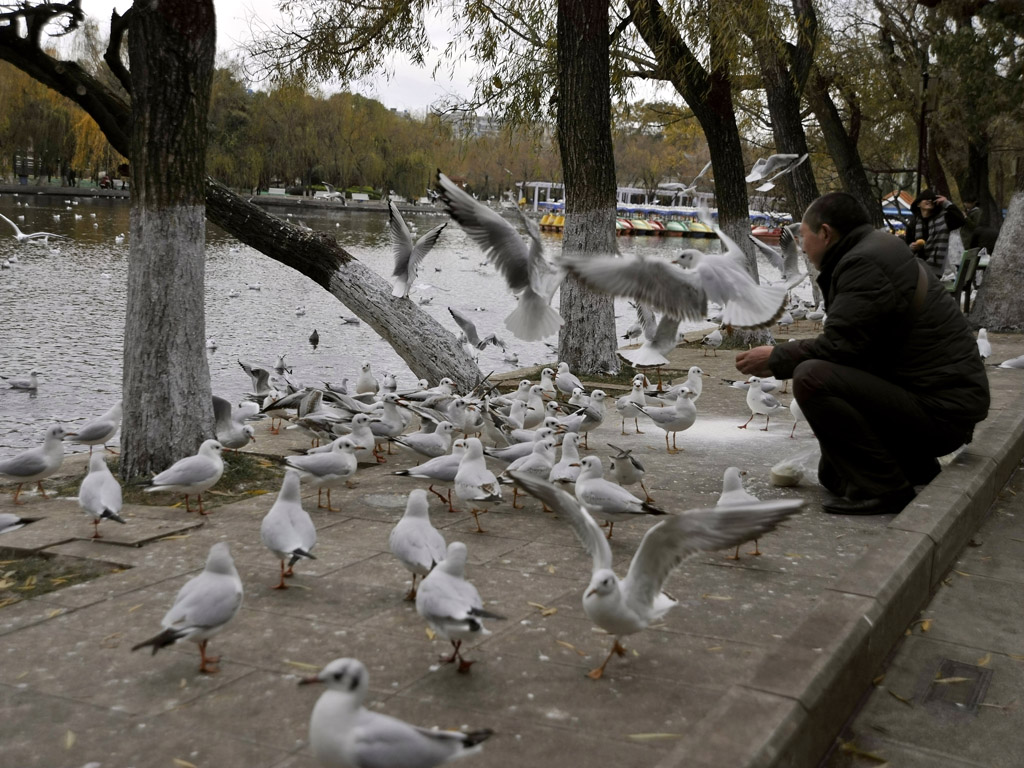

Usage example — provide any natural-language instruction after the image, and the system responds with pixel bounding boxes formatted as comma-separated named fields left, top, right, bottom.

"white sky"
left=77, top=0, right=473, bottom=112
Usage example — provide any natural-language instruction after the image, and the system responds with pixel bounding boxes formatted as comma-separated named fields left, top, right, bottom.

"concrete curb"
left=655, top=384, right=1024, bottom=768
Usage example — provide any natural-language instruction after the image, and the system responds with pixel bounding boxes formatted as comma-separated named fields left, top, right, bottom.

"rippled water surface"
left=0, top=193, right=725, bottom=452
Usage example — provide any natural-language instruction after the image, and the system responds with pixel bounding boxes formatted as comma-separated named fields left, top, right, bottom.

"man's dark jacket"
left=768, top=224, right=990, bottom=432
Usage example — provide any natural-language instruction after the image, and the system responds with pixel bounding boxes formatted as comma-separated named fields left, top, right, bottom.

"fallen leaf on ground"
left=701, top=594, right=732, bottom=601
left=555, top=640, right=586, bottom=656
left=933, top=676, right=970, bottom=685
left=887, top=689, right=913, bottom=706
left=839, top=741, right=888, bottom=764
left=284, top=660, right=320, bottom=671
left=977, top=653, right=992, bottom=667
left=425, top=628, right=436, bottom=641
left=64, top=731, right=75, bottom=749
left=626, top=733, right=683, bottom=741
left=173, top=760, right=198, bottom=768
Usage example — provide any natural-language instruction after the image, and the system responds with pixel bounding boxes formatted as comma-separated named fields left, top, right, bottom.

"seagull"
left=355, top=361, right=379, bottom=395
left=131, top=542, right=243, bottom=674
left=998, top=353, right=1024, bottom=369
left=700, top=328, right=723, bottom=356
left=745, top=153, right=808, bottom=185
left=284, top=437, right=358, bottom=512
left=205, top=337, right=218, bottom=350
left=497, top=438, right=557, bottom=508
left=454, top=437, right=502, bottom=533
left=0, top=424, right=72, bottom=504
left=390, top=489, right=448, bottom=600
left=0, top=512, right=31, bottom=534
left=391, top=421, right=457, bottom=460
left=622, top=301, right=656, bottom=344
left=508, top=472, right=803, bottom=679
left=247, top=282, right=262, bottom=291
left=977, top=328, right=991, bottom=359
left=144, top=439, right=225, bottom=515
left=607, top=443, right=653, bottom=502
left=555, top=362, right=584, bottom=395
left=213, top=395, right=258, bottom=450
left=238, top=360, right=274, bottom=397
left=339, top=314, right=361, bottom=324
left=0, top=212, right=68, bottom=243
left=789, top=397, right=805, bottom=439
left=574, top=455, right=667, bottom=538
left=739, top=376, right=788, bottom=431
left=309, top=329, right=320, bottom=349
left=295, top=306, right=306, bottom=317
left=448, top=307, right=504, bottom=350
left=114, top=233, right=125, bottom=245
left=393, top=439, right=468, bottom=513
left=548, top=432, right=583, bottom=486
left=77, top=452, right=126, bottom=538
left=749, top=153, right=809, bottom=192
left=560, top=207, right=793, bottom=330
left=415, top=541, right=505, bottom=673
left=619, top=313, right=680, bottom=369
left=260, top=469, right=317, bottom=589
left=62, top=402, right=122, bottom=454
left=299, top=658, right=493, bottom=767
left=631, top=386, right=698, bottom=453
left=2, top=370, right=41, bottom=390
left=716, top=467, right=767, bottom=559
left=437, top=171, right=564, bottom=341
left=389, top=200, right=447, bottom=298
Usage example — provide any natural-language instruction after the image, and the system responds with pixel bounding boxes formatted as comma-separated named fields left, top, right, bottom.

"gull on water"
left=144, top=439, right=225, bottom=515
left=299, top=658, right=493, bottom=768
left=415, top=541, right=505, bottom=673
left=0, top=424, right=73, bottom=504
left=77, top=452, right=126, bottom=538
left=131, top=542, right=243, bottom=674
left=0, top=212, right=69, bottom=243
left=437, top=171, right=564, bottom=341
left=2, top=369, right=41, bottom=390
left=260, top=469, right=318, bottom=589
left=510, top=472, right=803, bottom=679
left=389, top=200, right=447, bottom=298
left=389, top=489, right=447, bottom=600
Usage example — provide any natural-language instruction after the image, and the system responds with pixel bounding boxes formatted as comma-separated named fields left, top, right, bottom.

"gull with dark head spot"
left=131, top=542, right=243, bottom=674
left=0, top=424, right=72, bottom=504
left=144, top=439, right=225, bottom=515
left=509, top=472, right=803, bottom=679
left=299, top=657, right=493, bottom=767
left=65, top=402, right=122, bottom=453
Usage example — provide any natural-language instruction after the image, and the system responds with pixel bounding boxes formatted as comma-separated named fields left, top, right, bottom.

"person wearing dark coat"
left=904, top=189, right=966, bottom=278
left=737, top=192, right=989, bottom=516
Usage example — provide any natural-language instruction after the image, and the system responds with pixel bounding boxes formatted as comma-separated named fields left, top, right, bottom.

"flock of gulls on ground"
left=0, top=169, right=1014, bottom=767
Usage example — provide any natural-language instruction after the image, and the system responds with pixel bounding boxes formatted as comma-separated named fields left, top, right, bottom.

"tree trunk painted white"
left=969, top=189, right=1024, bottom=330
left=121, top=2, right=216, bottom=478
left=555, top=0, right=621, bottom=376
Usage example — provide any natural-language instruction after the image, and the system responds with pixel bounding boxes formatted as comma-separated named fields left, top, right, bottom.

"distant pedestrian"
left=904, top=189, right=965, bottom=278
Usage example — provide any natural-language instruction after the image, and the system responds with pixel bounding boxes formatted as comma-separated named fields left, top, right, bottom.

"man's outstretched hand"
left=735, top=346, right=775, bottom=377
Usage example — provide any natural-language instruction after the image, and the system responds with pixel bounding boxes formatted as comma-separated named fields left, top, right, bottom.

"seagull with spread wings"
left=389, top=201, right=447, bottom=298
left=0, top=212, right=69, bottom=244
left=510, top=472, right=803, bottom=679
left=437, top=171, right=564, bottom=341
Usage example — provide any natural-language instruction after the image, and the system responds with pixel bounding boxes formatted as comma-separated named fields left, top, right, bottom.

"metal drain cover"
left=919, top=658, right=992, bottom=714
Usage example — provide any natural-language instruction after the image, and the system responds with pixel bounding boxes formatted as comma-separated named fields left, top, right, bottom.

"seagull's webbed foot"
left=587, top=639, right=627, bottom=680
left=748, top=538, right=762, bottom=556
left=198, top=640, right=220, bottom=674
left=469, top=508, right=487, bottom=534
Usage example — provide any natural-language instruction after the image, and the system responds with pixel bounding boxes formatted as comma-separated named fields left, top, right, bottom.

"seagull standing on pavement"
left=299, top=658, right=493, bottom=767
left=509, top=472, right=803, bottom=679
left=631, top=386, right=698, bottom=454
left=0, top=424, right=73, bottom=504
left=454, top=437, right=502, bottom=533
left=415, top=541, right=505, bottom=673
left=131, top=542, right=243, bottom=674
left=77, top=452, right=126, bottom=538
left=260, top=469, right=317, bottom=589
left=574, top=455, right=667, bottom=538
left=739, top=376, right=788, bottom=431
left=284, top=437, right=358, bottom=512
left=716, top=467, right=766, bottom=559
left=144, top=439, right=225, bottom=515
left=701, top=328, right=723, bottom=356
left=607, top=443, right=653, bottom=502
left=389, top=489, right=447, bottom=600
left=389, top=200, right=447, bottom=298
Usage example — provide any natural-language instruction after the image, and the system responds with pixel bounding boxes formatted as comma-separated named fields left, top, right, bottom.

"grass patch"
left=49, top=451, right=285, bottom=512
left=0, top=552, right=118, bottom=609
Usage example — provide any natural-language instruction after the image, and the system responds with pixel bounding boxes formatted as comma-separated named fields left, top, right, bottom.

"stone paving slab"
left=2, top=329, right=1023, bottom=768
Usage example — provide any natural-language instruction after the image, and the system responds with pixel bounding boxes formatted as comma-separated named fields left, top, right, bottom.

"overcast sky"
left=78, top=0, right=472, bottom=112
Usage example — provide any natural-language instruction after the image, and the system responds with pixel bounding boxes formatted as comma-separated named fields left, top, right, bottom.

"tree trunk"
left=962, top=136, right=1001, bottom=228
left=804, top=69, right=885, bottom=229
left=968, top=168, right=1024, bottom=330
left=203, top=182, right=482, bottom=388
left=120, top=2, right=216, bottom=478
left=556, top=0, right=620, bottom=376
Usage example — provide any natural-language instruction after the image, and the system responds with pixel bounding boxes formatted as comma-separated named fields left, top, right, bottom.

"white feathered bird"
left=77, top=452, right=125, bottom=538
left=389, top=489, right=447, bottom=600
left=389, top=200, right=447, bottom=298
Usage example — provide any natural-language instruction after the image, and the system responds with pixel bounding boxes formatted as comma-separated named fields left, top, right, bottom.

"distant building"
left=438, top=112, right=501, bottom=139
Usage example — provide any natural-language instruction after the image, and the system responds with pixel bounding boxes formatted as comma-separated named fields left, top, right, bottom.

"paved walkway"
left=2, top=329, right=1022, bottom=768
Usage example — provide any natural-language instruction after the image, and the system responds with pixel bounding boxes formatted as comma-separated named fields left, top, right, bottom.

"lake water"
left=0, top=192, right=728, bottom=453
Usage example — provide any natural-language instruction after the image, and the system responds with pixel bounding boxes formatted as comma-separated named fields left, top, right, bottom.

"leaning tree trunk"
left=120, top=2, right=217, bottom=478
left=0, top=9, right=481, bottom=412
left=556, top=0, right=620, bottom=376
left=968, top=171, right=1024, bottom=330
left=805, top=69, right=885, bottom=229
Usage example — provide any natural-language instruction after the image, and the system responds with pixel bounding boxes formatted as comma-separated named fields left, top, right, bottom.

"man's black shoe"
left=822, top=487, right=916, bottom=516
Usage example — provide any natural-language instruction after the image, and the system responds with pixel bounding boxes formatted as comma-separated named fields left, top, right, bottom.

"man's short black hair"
left=803, top=192, right=871, bottom=238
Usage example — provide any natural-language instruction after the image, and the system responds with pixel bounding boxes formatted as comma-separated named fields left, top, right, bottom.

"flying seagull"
left=389, top=200, right=447, bottom=298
